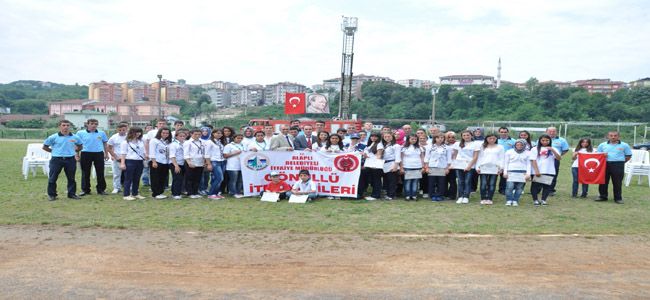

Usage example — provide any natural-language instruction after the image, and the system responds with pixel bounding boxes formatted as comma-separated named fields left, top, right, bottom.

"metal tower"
left=338, top=16, right=358, bottom=119
left=496, top=57, right=502, bottom=88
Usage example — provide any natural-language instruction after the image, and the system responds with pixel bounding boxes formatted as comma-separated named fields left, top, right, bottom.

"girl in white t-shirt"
left=223, top=134, right=246, bottom=198
left=321, top=134, right=344, bottom=153
left=119, top=127, right=146, bottom=201
left=401, top=135, right=424, bottom=201
left=503, top=139, right=531, bottom=206
left=149, top=127, right=172, bottom=199
left=571, top=138, right=593, bottom=198
left=451, top=130, right=479, bottom=204
left=359, top=133, right=384, bottom=200
left=311, top=131, right=329, bottom=151
left=476, top=134, right=505, bottom=205
left=530, top=134, right=561, bottom=206
left=424, top=133, right=452, bottom=201
left=168, top=130, right=187, bottom=199
left=381, top=132, right=401, bottom=200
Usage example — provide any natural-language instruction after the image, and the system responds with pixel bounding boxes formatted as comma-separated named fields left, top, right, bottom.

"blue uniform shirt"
left=498, top=137, right=515, bottom=152
left=77, top=129, right=108, bottom=152
left=597, top=141, right=632, bottom=162
left=551, top=136, right=569, bottom=154
left=44, top=132, right=83, bottom=157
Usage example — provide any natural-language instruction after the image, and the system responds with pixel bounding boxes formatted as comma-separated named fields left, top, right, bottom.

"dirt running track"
left=1, top=226, right=649, bottom=299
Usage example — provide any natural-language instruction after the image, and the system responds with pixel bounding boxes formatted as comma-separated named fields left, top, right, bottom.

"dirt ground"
left=1, top=226, right=649, bottom=299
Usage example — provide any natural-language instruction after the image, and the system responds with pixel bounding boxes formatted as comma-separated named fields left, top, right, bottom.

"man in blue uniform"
left=596, top=131, right=632, bottom=204
left=43, top=120, right=83, bottom=201
left=76, top=119, right=109, bottom=196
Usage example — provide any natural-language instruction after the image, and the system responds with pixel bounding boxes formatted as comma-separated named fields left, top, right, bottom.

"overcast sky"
left=1, top=0, right=649, bottom=86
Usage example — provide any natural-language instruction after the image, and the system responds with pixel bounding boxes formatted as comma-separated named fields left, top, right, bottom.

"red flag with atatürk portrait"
left=578, top=153, right=607, bottom=184
left=284, top=93, right=305, bottom=114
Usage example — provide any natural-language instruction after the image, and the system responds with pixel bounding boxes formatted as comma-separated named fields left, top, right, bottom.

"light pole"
left=157, top=74, right=163, bottom=121
left=431, top=87, right=439, bottom=124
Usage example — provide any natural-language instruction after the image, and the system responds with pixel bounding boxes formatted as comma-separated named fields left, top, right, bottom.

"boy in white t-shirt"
left=289, top=169, right=318, bottom=201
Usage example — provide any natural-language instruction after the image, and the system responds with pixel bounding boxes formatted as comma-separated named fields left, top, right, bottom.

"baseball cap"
left=270, top=171, right=280, bottom=176
left=350, top=133, right=360, bottom=139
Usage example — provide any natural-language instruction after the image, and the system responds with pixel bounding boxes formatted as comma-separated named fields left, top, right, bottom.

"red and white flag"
left=284, top=93, right=305, bottom=114
left=578, top=153, right=607, bottom=184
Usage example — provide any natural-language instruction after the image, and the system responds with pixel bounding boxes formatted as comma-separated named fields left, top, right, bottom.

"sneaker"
left=422, top=194, right=429, bottom=198
left=111, top=189, right=120, bottom=194
left=48, top=195, right=57, bottom=201
left=462, top=197, right=469, bottom=204
left=456, top=197, right=464, bottom=204
left=480, top=200, right=487, bottom=205
left=512, top=201, right=519, bottom=207
left=486, top=200, right=493, bottom=205
left=214, top=195, right=225, bottom=199
left=327, top=196, right=335, bottom=200
left=541, top=200, right=548, bottom=206
left=155, top=195, right=167, bottom=199
left=198, top=190, right=207, bottom=196
left=172, top=195, right=182, bottom=200
left=234, top=194, right=245, bottom=199
left=134, top=195, right=146, bottom=200
left=505, top=201, right=512, bottom=206
left=190, top=194, right=201, bottom=199
left=208, top=195, right=220, bottom=199
left=384, top=196, right=393, bottom=200
left=533, top=200, right=540, bottom=206
left=365, top=196, right=377, bottom=201
left=615, top=199, right=624, bottom=204
left=123, top=196, right=136, bottom=201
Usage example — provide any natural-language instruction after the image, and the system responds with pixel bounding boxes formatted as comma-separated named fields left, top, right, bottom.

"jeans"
left=209, top=161, right=226, bottom=195
left=505, top=181, right=525, bottom=202
left=149, top=162, right=170, bottom=197
left=47, top=157, right=77, bottom=197
left=171, top=164, right=185, bottom=196
left=123, top=159, right=144, bottom=196
left=199, top=169, right=210, bottom=193
left=141, top=160, right=150, bottom=185
left=227, top=170, right=243, bottom=195
left=112, top=160, right=123, bottom=191
left=428, top=175, right=446, bottom=198
left=403, top=179, right=419, bottom=198
left=80, top=151, right=106, bottom=193
left=571, top=167, right=588, bottom=197
left=480, top=174, right=498, bottom=200
left=456, top=169, right=473, bottom=198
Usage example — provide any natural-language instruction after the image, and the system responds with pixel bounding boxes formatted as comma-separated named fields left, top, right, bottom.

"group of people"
left=43, top=119, right=633, bottom=205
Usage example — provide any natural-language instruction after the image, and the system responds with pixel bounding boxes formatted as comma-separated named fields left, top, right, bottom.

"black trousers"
left=428, top=175, right=447, bottom=197
left=47, top=157, right=77, bottom=197
left=185, top=166, right=204, bottom=195
left=383, top=171, right=398, bottom=198
left=470, top=169, right=479, bottom=192
left=149, top=162, right=170, bottom=197
left=550, top=159, right=561, bottom=192
left=599, top=162, right=625, bottom=201
left=171, top=164, right=185, bottom=196
left=445, top=171, right=457, bottom=199
left=498, top=174, right=507, bottom=194
left=359, top=167, right=382, bottom=198
left=80, top=151, right=106, bottom=193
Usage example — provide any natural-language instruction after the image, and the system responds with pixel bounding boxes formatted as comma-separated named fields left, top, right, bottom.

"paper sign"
left=507, top=172, right=526, bottom=183
left=405, top=169, right=423, bottom=179
left=532, top=174, right=554, bottom=185
left=427, top=168, right=446, bottom=176
left=289, top=194, right=309, bottom=203
left=479, top=163, right=499, bottom=175
left=364, top=157, right=385, bottom=169
left=261, top=192, right=280, bottom=202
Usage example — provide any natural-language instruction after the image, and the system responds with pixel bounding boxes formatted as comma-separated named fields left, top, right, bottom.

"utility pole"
left=431, top=87, right=438, bottom=124
left=157, top=74, right=163, bottom=121
left=338, top=16, right=358, bottom=120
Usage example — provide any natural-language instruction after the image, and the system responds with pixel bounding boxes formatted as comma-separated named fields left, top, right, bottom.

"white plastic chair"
left=624, top=150, right=650, bottom=187
left=91, top=157, right=114, bottom=178
left=22, top=143, right=51, bottom=179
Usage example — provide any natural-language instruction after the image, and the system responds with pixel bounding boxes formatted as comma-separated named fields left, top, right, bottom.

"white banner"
left=240, top=151, right=362, bottom=198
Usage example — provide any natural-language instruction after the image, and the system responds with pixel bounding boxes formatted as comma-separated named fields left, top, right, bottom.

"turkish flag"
left=578, top=153, right=607, bottom=184
left=284, top=93, right=305, bottom=114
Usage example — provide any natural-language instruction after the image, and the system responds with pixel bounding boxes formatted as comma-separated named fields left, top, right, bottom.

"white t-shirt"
left=168, top=141, right=184, bottom=166
left=292, top=180, right=317, bottom=193
left=477, top=145, right=505, bottom=169
left=453, top=141, right=480, bottom=162
left=206, top=139, right=225, bottom=162
left=107, top=133, right=127, bottom=156
left=424, top=144, right=453, bottom=168
left=183, top=138, right=209, bottom=167
left=224, top=142, right=245, bottom=171
left=320, top=144, right=343, bottom=153
left=530, top=147, right=557, bottom=175
left=247, top=140, right=269, bottom=152
left=149, top=138, right=170, bottom=164
left=120, top=140, right=145, bottom=161
left=383, top=143, right=401, bottom=162
left=503, top=149, right=530, bottom=175
left=401, top=145, right=423, bottom=169
left=571, top=148, right=591, bottom=168
left=364, top=142, right=385, bottom=159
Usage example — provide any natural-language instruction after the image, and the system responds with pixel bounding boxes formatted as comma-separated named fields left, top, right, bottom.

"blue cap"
left=350, top=133, right=360, bottom=139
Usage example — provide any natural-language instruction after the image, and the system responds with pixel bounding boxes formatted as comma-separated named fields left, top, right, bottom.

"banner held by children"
left=240, top=151, right=361, bottom=197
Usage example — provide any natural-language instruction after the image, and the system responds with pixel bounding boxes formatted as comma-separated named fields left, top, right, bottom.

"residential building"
left=572, top=79, right=625, bottom=95
left=49, top=99, right=180, bottom=118
left=64, top=111, right=110, bottom=130
left=322, top=74, right=394, bottom=98
left=88, top=81, right=124, bottom=102
left=396, top=79, right=435, bottom=89
left=263, top=82, right=307, bottom=105
left=540, top=80, right=572, bottom=89
left=629, top=77, right=650, bottom=88
left=204, top=89, right=231, bottom=107
left=124, top=81, right=158, bottom=103
left=439, top=75, right=495, bottom=89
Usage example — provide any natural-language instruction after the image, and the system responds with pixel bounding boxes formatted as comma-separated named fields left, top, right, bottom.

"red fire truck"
left=246, top=118, right=363, bottom=133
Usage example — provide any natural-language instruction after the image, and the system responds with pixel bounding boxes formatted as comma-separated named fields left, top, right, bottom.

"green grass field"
left=2, top=140, right=648, bottom=234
